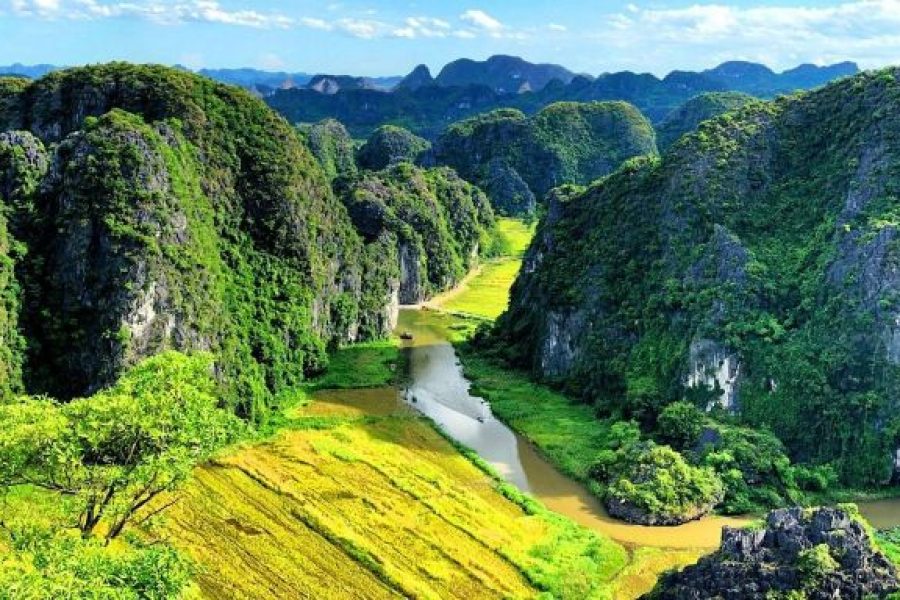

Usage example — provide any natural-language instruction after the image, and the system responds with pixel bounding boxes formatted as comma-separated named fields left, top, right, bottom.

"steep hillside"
left=656, top=92, right=757, bottom=150
left=336, top=163, right=495, bottom=304
left=0, top=64, right=399, bottom=420
left=297, top=118, right=359, bottom=181
left=495, top=68, right=900, bottom=485
left=356, top=125, right=431, bottom=171
left=435, top=102, right=656, bottom=214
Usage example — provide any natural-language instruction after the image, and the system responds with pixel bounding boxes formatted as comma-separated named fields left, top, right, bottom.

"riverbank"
left=143, top=335, right=700, bottom=599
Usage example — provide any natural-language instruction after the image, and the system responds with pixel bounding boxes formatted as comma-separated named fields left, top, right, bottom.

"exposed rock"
left=685, top=339, right=741, bottom=412
left=647, top=507, right=900, bottom=599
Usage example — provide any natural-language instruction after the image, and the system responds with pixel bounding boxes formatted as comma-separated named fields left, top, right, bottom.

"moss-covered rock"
left=356, top=125, right=431, bottom=171
left=656, top=91, right=757, bottom=151
left=434, top=101, right=657, bottom=214
left=0, top=63, right=402, bottom=420
left=337, top=163, right=495, bottom=303
left=495, top=68, right=900, bottom=485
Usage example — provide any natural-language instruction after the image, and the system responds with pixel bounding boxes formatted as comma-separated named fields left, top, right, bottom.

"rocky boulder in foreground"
left=647, top=507, right=900, bottom=599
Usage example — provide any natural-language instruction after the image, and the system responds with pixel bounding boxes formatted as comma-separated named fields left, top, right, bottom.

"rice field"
left=144, top=392, right=635, bottom=599
left=436, top=218, right=535, bottom=319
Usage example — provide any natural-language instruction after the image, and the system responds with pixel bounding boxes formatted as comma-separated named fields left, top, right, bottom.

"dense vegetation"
left=296, top=118, right=358, bottom=181
left=264, top=56, right=856, bottom=138
left=355, top=124, right=431, bottom=171
left=434, top=102, right=657, bottom=214
left=0, top=64, right=499, bottom=426
left=336, top=163, right=496, bottom=303
left=655, top=91, right=757, bottom=150
left=0, top=352, right=240, bottom=598
left=492, top=68, right=900, bottom=502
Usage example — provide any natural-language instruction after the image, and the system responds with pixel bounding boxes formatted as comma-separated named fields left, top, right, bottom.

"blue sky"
left=1, top=0, right=899, bottom=76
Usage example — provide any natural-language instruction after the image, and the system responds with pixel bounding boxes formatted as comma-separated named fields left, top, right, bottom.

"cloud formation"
left=4, top=0, right=522, bottom=40
left=603, top=0, right=900, bottom=70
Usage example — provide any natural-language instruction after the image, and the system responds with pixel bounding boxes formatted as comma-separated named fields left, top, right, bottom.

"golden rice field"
left=435, top=218, right=535, bottom=319
left=143, top=391, right=656, bottom=599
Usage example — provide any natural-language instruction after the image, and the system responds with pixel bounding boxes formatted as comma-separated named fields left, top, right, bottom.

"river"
left=391, top=307, right=900, bottom=547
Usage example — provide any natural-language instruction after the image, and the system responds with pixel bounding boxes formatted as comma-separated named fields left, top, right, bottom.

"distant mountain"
left=307, top=74, right=401, bottom=95
left=196, top=68, right=313, bottom=93
left=702, top=60, right=859, bottom=95
left=0, top=63, right=59, bottom=79
left=395, top=64, right=435, bottom=92
left=266, top=57, right=860, bottom=138
left=435, top=55, right=577, bottom=94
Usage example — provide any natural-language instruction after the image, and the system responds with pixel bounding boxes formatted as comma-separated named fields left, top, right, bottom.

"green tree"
left=0, top=352, right=243, bottom=541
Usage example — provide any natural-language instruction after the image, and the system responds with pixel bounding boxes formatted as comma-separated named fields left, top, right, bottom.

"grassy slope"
left=142, top=339, right=640, bottom=599
left=436, top=218, right=534, bottom=319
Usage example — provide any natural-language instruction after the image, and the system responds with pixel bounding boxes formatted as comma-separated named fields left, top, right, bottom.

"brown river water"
left=323, top=306, right=900, bottom=550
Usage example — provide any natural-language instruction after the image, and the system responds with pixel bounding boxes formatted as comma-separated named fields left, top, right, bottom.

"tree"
left=0, top=351, right=243, bottom=541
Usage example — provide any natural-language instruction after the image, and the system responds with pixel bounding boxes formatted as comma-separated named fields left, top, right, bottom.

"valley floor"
left=136, top=218, right=706, bottom=599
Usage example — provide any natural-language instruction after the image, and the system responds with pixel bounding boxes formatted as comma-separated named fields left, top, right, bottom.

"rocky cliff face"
left=496, top=69, right=900, bottom=484
left=647, top=507, right=900, bottom=599
left=0, top=64, right=401, bottom=419
left=434, top=101, right=657, bottom=214
left=337, top=164, right=495, bottom=304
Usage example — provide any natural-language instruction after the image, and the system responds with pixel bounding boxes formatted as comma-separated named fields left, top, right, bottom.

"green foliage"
left=656, top=92, right=758, bottom=150
left=0, top=352, right=243, bottom=541
left=0, top=528, right=192, bottom=599
left=656, top=401, right=706, bottom=449
left=497, top=67, right=900, bottom=486
left=435, top=101, right=657, bottom=214
left=297, top=118, right=358, bottom=181
left=356, top=125, right=431, bottom=171
left=599, top=440, right=725, bottom=523
left=797, top=543, right=839, bottom=586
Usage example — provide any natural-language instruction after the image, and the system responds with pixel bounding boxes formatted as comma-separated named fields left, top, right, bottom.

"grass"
left=460, top=349, right=611, bottom=482
left=437, top=218, right=535, bottom=319
left=308, top=339, right=400, bottom=391
left=143, top=401, right=635, bottom=599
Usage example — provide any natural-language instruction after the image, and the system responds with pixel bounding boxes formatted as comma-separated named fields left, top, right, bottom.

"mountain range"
left=265, top=55, right=859, bottom=137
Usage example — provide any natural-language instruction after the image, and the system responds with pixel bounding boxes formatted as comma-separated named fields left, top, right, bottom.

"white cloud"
left=11, top=0, right=295, bottom=28
left=547, top=22, right=567, bottom=32
left=335, top=18, right=383, bottom=39
left=460, top=9, right=503, bottom=32
left=601, top=0, right=900, bottom=70
left=300, top=17, right=332, bottom=31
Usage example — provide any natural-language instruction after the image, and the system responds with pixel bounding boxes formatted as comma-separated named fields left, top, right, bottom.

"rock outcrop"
left=337, top=164, right=495, bottom=304
left=434, top=101, right=657, bottom=214
left=0, top=64, right=405, bottom=419
left=647, top=507, right=900, bottom=599
left=496, top=68, right=900, bottom=484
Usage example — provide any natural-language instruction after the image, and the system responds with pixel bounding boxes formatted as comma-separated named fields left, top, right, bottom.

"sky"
left=1, top=0, right=900, bottom=76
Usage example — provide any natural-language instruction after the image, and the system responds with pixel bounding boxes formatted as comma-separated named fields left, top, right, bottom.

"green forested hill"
left=0, top=64, right=494, bottom=424
left=434, top=101, right=657, bottom=214
left=495, top=68, right=900, bottom=486
left=655, top=91, right=757, bottom=150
